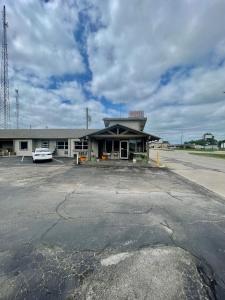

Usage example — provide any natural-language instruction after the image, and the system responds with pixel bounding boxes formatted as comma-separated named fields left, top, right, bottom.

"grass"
left=190, top=153, right=225, bottom=160
left=177, top=148, right=217, bottom=152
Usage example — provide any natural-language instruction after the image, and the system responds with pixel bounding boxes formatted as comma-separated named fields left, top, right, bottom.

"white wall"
left=33, top=140, right=56, bottom=153
left=14, top=139, right=33, bottom=156
left=56, top=148, right=69, bottom=157
left=70, top=139, right=80, bottom=158
left=106, top=120, right=142, bottom=131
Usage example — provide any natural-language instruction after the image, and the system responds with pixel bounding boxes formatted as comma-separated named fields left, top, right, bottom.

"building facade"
left=0, top=117, right=159, bottom=160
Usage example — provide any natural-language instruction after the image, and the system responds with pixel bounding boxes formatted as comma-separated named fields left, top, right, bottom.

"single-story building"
left=149, top=140, right=170, bottom=149
left=0, top=116, right=160, bottom=160
left=219, top=140, right=225, bottom=149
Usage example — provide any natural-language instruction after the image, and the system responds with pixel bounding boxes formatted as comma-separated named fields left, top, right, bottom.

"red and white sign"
left=129, top=111, right=144, bottom=118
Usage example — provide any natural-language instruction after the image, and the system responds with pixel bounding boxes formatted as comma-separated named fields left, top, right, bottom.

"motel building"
left=0, top=114, right=159, bottom=161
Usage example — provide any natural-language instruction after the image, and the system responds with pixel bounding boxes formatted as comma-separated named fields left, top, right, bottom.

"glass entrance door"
left=120, top=141, right=128, bottom=159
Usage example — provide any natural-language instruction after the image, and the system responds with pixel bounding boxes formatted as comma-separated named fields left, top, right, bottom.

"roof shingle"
left=0, top=129, right=98, bottom=139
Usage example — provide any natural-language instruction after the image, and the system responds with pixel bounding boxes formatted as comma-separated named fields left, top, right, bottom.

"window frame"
left=41, top=141, right=49, bottom=148
left=74, top=140, right=88, bottom=151
left=19, top=141, right=28, bottom=151
left=56, top=140, right=68, bottom=150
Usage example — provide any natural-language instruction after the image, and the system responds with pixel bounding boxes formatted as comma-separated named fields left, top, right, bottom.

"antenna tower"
left=0, top=5, right=10, bottom=128
left=15, top=89, right=19, bottom=128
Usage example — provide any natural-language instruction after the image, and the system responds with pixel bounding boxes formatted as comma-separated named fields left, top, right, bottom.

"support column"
left=147, top=138, right=150, bottom=161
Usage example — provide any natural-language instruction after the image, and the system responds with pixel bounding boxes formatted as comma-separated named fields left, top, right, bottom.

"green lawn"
left=190, top=153, right=225, bottom=160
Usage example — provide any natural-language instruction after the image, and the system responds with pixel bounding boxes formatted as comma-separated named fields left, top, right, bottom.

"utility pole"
left=0, top=5, right=10, bottom=129
left=86, top=107, right=88, bottom=129
left=180, top=130, right=184, bottom=147
left=85, top=107, right=91, bottom=129
left=15, top=89, right=19, bottom=128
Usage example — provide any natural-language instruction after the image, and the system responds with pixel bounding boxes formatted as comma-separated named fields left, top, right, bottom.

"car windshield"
left=36, top=149, right=50, bottom=153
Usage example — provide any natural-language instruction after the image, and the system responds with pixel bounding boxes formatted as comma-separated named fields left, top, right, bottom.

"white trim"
left=120, top=140, right=129, bottom=159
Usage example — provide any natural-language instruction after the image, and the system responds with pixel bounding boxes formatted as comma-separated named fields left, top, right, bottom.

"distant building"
left=219, top=140, right=225, bottom=149
left=203, top=133, right=214, bottom=140
left=149, top=140, right=170, bottom=149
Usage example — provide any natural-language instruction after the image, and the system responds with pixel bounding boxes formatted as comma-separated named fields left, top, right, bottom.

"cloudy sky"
left=2, top=0, right=225, bottom=142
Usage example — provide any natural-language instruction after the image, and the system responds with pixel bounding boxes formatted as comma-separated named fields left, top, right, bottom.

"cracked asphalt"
left=1, top=157, right=225, bottom=299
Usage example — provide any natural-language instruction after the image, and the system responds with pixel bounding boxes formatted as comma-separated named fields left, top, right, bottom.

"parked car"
left=32, top=148, right=53, bottom=162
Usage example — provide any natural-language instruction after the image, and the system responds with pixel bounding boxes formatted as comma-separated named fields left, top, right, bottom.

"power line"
left=0, top=5, right=10, bottom=128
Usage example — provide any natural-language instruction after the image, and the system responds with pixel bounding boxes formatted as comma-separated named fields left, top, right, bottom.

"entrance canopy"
left=83, top=123, right=158, bottom=140
left=81, top=124, right=160, bottom=160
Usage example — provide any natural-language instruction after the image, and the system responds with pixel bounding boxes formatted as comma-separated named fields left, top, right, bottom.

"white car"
left=32, top=148, right=53, bottom=163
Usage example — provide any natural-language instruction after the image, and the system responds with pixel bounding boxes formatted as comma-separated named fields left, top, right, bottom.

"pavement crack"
left=166, top=191, right=183, bottom=201
left=105, top=207, right=153, bottom=215
left=39, top=218, right=61, bottom=240
left=40, top=188, right=78, bottom=239
left=55, top=189, right=77, bottom=220
left=159, top=220, right=220, bottom=300
left=187, top=217, right=225, bottom=225
left=160, top=220, right=174, bottom=236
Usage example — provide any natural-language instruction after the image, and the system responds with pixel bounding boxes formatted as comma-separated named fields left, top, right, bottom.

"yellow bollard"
left=156, top=151, right=160, bottom=167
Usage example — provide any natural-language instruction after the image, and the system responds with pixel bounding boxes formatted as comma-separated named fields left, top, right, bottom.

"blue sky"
left=2, top=0, right=225, bottom=143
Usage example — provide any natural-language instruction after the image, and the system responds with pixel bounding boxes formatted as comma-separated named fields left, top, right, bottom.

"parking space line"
left=52, top=158, right=64, bottom=164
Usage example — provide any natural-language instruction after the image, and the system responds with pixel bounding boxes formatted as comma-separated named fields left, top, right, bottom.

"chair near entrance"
left=101, top=152, right=120, bottom=160
left=79, top=155, right=87, bottom=162
left=101, top=152, right=109, bottom=160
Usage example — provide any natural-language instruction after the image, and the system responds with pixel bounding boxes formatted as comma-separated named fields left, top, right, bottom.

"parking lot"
left=1, top=157, right=225, bottom=299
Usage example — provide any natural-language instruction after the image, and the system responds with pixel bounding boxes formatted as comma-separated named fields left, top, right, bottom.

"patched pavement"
left=0, top=160, right=225, bottom=299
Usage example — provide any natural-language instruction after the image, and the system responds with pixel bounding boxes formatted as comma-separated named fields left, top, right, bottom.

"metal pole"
left=0, top=5, right=10, bottom=128
left=15, top=89, right=19, bottom=128
left=86, top=107, right=88, bottom=129
left=181, top=131, right=183, bottom=147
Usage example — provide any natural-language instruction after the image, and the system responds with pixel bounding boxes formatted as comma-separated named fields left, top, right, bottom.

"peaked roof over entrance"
left=81, top=124, right=160, bottom=140
left=103, top=117, right=147, bottom=131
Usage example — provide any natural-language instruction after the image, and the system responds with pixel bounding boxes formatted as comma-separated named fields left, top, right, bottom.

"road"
left=150, top=150, right=225, bottom=198
left=1, top=157, right=225, bottom=299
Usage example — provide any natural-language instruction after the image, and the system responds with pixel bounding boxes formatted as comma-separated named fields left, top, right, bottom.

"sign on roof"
left=129, top=111, right=144, bottom=118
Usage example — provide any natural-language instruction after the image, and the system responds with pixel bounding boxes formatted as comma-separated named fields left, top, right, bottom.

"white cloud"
left=1, top=0, right=225, bottom=142
left=84, top=0, right=225, bottom=141
left=9, top=77, right=107, bottom=129
left=7, top=0, right=84, bottom=77
left=87, top=0, right=225, bottom=101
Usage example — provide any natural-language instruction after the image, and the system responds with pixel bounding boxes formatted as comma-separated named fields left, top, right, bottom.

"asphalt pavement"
left=150, top=149, right=225, bottom=198
left=0, top=157, right=225, bottom=299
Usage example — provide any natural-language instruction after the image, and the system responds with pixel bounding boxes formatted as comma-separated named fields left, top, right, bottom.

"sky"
left=1, top=0, right=225, bottom=143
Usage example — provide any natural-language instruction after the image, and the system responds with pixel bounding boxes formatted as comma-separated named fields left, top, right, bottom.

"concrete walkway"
left=80, top=159, right=156, bottom=168
left=150, top=150, right=225, bottom=199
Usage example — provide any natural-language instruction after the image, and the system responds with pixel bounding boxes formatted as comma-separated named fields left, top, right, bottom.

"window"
left=136, top=140, right=143, bottom=152
left=20, top=141, right=28, bottom=150
left=74, top=140, right=88, bottom=151
left=129, top=141, right=136, bottom=152
left=41, top=141, right=49, bottom=148
left=56, top=141, right=68, bottom=150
